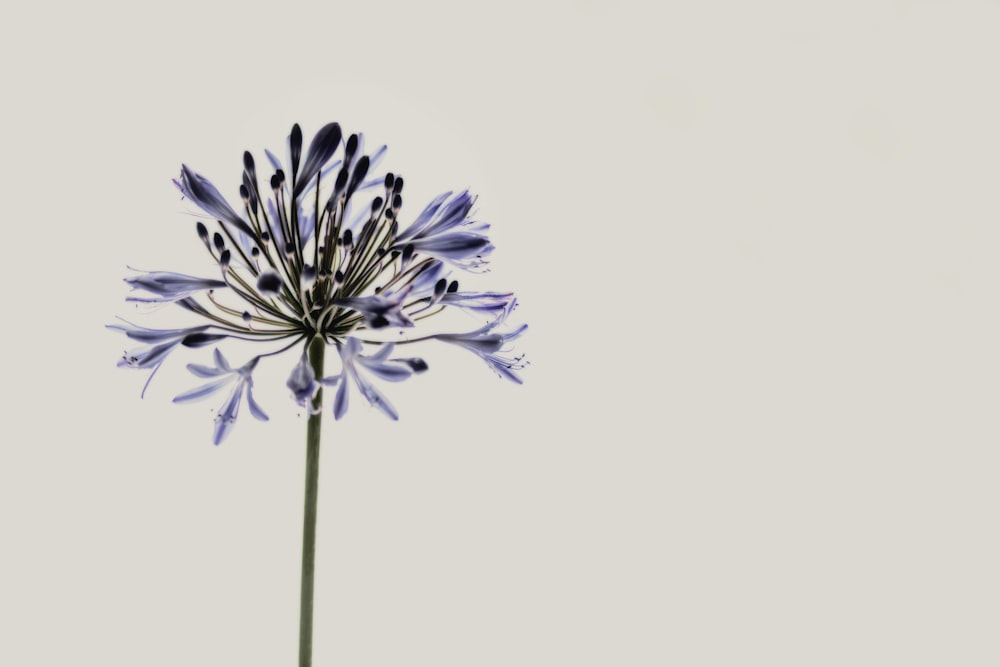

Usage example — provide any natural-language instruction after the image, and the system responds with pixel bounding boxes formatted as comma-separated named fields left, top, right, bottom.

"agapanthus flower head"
left=111, top=121, right=527, bottom=443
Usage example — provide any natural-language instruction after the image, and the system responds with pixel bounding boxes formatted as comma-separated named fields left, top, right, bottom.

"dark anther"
left=392, top=176, right=404, bottom=194
left=276, top=169, right=286, bottom=185
left=434, top=278, right=447, bottom=297
left=392, top=194, right=403, bottom=210
left=371, top=196, right=383, bottom=213
left=257, top=271, right=282, bottom=296
left=196, top=222, right=209, bottom=244
left=239, top=184, right=250, bottom=201
left=384, top=173, right=394, bottom=190
left=261, top=231, right=271, bottom=243
left=220, top=249, right=231, bottom=270
left=242, top=311, right=252, bottom=325
left=243, top=151, right=256, bottom=176
left=447, top=280, right=459, bottom=293
left=400, top=357, right=428, bottom=373
left=284, top=242, right=296, bottom=257
left=251, top=247, right=260, bottom=258
left=376, top=248, right=385, bottom=258
left=213, top=233, right=225, bottom=253
left=334, top=270, right=345, bottom=284
left=401, top=243, right=414, bottom=265
left=342, top=229, right=353, bottom=247
left=370, top=315, right=389, bottom=329
left=270, top=174, right=281, bottom=190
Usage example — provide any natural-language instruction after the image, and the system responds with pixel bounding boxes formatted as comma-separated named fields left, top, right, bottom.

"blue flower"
left=286, top=352, right=320, bottom=412
left=320, top=337, right=425, bottom=421
left=173, top=350, right=269, bottom=445
left=434, top=300, right=528, bottom=384
left=112, top=121, right=526, bottom=442
left=124, top=270, right=227, bottom=303
left=395, top=191, right=493, bottom=270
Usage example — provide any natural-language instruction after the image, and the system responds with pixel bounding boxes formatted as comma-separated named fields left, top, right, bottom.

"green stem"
left=299, top=337, right=325, bottom=667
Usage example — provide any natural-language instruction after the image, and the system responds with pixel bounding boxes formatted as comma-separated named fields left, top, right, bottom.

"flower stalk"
left=299, top=336, right=325, bottom=667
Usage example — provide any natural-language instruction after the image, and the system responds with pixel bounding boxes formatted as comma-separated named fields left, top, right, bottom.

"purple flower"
left=434, top=300, right=528, bottom=384
left=112, top=121, right=526, bottom=442
left=173, top=350, right=269, bottom=445
left=395, top=191, right=493, bottom=270
left=320, top=338, right=425, bottom=421
left=124, top=270, right=227, bottom=303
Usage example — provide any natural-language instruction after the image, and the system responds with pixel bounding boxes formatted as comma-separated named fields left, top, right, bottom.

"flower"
left=173, top=350, right=269, bottom=445
left=433, top=300, right=529, bottom=384
left=320, top=337, right=425, bottom=421
left=111, top=121, right=526, bottom=443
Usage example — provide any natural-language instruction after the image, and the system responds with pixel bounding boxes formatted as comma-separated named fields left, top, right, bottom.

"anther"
left=196, top=222, right=209, bottom=245
left=220, top=249, right=231, bottom=271
left=447, top=280, right=459, bottom=293
left=256, top=270, right=282, bottom=297
left=213, top=233, right=225, bottom=253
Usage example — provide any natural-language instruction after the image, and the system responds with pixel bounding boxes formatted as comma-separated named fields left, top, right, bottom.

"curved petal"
left=173, top=377, right=232, bottom=403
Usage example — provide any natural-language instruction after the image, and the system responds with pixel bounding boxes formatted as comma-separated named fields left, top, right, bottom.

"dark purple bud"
left=270, top=174, right=281, bottom=190
left=345, top=133, right=358, bottom=162
left=293, top=122, right=343, bottom=197
left=447, top=280, right=459, bottom=293
left=290, top=124, right=303, bottom=181
left=243, top=151, right=256, bottom=178
left=334, top=166, right=349, bottom=195
left=434, top=278, right=447, bottom=298
left=347, top=156, right=370, bottom=197
left=182, top=332, right=228, bottom=347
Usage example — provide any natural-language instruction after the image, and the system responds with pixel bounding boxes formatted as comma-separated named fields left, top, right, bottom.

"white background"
left=3, top=0, right=1000, bottom=665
